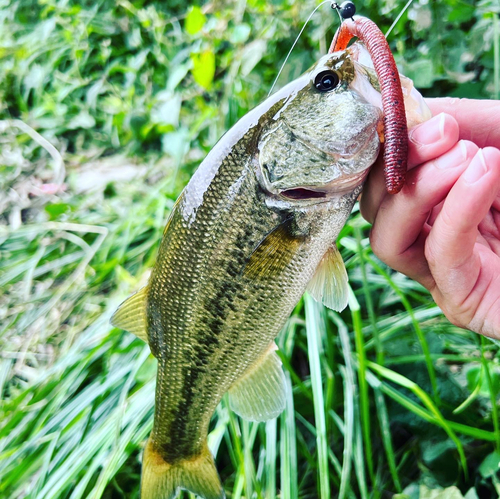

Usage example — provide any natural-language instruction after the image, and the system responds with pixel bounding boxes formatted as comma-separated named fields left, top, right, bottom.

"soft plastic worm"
left=329, top=17, right=408, bottom=194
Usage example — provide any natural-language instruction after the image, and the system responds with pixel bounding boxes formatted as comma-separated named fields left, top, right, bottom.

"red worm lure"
left=329, top=9, right=408, bottom=194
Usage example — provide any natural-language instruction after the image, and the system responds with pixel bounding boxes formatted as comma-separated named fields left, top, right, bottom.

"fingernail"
left=463, top=150, right=488, bottom=184
left=410, top=113, right=445, bottom=146
left=434, top=140, right=471, bottom=169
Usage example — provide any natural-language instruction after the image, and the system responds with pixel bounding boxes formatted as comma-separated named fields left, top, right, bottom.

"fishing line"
left=330, top=2, right=344, bottom=24
left=268, top=0, right=337, bottom=96
left=329, top=2, right=348, bottom=54
left=385, top=0, right=415, bottom=39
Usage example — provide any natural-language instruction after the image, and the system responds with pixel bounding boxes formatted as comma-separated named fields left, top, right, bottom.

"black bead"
left=339, top=1, right=356, bottom=19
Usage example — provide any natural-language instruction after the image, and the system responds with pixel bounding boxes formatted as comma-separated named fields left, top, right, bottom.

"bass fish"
left=112, top=42, right=430, bottom=499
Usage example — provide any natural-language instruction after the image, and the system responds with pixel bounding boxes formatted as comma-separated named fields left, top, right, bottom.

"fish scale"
left=148, top=129, right=287, bottom=460
left=147, top=122, right=358, bottom=462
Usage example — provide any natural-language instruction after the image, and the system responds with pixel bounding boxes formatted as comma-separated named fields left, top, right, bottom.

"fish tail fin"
left=141, top=438, right=225, bottom=499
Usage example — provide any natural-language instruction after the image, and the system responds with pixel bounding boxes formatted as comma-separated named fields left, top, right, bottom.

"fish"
left=111, top=42, right=430, bottom=499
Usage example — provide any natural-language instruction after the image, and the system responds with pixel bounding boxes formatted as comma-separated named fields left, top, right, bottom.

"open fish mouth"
left=279, top=168, right=370, bottom=201
left=280, top=188, right=327, bottom=200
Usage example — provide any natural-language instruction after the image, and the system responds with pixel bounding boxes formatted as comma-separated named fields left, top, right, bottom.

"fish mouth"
left=280, top=188, right=327, bottom=200
left=279, top=168, right=369, bottom=202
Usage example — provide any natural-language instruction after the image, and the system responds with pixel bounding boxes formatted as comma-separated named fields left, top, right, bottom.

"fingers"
left=359, top=155, right=385, bottom=223
left=362, top=98, right=500, bottom=224
left=426, top=98, right=500, bottom=148
left=407, top=113, right=458, bottom=168
left=368, top=140, right=478, bottom=284
left=361, top=113, right=459, bottom=223
left=425, top=148, right=500, bottom=303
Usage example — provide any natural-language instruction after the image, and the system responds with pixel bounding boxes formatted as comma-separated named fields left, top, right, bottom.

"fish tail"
left=141, top=438, right=225, bottom=499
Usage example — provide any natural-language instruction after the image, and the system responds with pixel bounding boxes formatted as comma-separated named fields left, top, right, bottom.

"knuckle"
left=433, top=292, right=473, bottom=330
left=424, top=239, right=438, bottom=266
left=437, top=204, right=457, bottom=233
left=370, top=230, right=396, bottom=266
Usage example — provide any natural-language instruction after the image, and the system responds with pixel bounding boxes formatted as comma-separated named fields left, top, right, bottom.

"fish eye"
left=314, top=70, right=340, bottom=92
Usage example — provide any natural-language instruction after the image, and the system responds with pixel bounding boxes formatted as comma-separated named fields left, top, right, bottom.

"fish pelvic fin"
left=141, top=438, right=225, bottom=499
left=110, top=286, right=149, bottom=342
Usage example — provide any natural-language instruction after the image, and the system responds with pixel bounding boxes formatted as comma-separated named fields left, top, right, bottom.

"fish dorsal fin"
left=307, top=244, right=349, bottom=312
left=243, top=219, right=302, bottom=279
left=110, top=286, right=149, bottom=342
left=228, top=343, right=286, bottom=422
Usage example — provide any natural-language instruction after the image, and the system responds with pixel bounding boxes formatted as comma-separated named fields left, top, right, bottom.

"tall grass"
left=1, top=0, right=500, bottom=498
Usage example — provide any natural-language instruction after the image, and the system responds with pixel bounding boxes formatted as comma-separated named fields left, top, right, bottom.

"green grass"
left=1, top=0, right=500, bottom=498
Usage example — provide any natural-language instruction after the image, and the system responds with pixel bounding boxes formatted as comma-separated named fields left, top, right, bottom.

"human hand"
left=360, top=98, right=500, bottom=340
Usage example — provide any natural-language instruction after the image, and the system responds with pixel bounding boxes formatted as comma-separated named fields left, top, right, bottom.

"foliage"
left=1, top=0, right=499, bottom=498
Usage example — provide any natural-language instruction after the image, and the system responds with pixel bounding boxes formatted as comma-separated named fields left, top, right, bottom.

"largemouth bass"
left=112, top=43, right=430, bottom=499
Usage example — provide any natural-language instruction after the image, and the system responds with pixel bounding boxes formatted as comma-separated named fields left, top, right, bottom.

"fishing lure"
left=331, top=1, right=408, bottom=194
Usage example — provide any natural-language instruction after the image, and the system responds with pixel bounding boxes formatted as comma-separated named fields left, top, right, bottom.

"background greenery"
left=1, top=0, right=500, bottom=498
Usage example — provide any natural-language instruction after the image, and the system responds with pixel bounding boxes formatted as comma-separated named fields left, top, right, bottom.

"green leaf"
left=400, top=483, right=420, bottom=499
left=447, top=5, right=475, bottom=23
left=45, top=203, right=70, bottom=220
left=191, top=50, right=216, bottom=90
left=151, top=91, right=181, bottom=127
left=404, top=59, right=436, bottom=89
left=167, top=62, right=191, bottom=91
left=185, top=6, right=206, bottom=35
left=241, top=39, right=267, bottom=76
left=420, top=485, right=466, bottom=499
left=466, top=365, right=500, bottom=397
left=67, top=110, right=96, bottom=130
left=479, top=451, right=500, bottom=478
left=464, top=488, right=480, bottom=499
left=230, top=23, right=251, bottom=44
left=162, top=128, right=190, bottom=165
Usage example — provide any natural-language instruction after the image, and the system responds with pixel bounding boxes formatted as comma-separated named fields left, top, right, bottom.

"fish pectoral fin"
left=141, top=439, right=224, bottom=499
left=110, top=286, right=149, bottom=342
left=307, top=244, right=349, bottom=312
left=243, top=219, right=302, bottom=279
left=228, top=343, right=286, bottom=422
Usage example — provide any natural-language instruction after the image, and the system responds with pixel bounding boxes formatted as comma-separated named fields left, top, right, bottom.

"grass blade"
left=332, top=314, right=355, bottom=499
left=305, top=295, right=330, bottom=499
left=366, top=361, right=468, bottom=479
